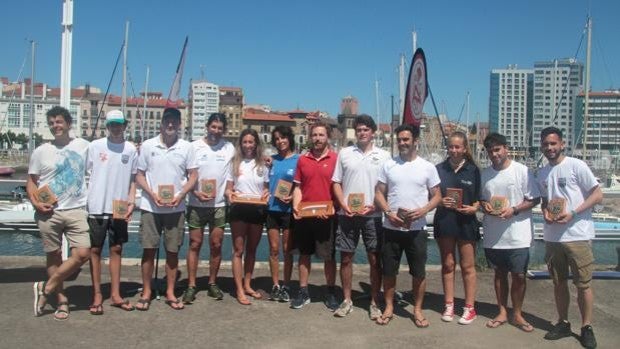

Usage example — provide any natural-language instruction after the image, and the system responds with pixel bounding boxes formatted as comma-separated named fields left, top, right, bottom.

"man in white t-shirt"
left=86, top=110, right=138, bottom=314
left=536, top=127, right=602, bottom=348
left=135, top=107, right=198, bottom=311
left=374, top=124, right=441, bottom=327
left=182, top=113, right=234, bottom=303
left=331, top=115, right=391, bottom=319
left=28, top=106, right=90, bottom=320
left=480, top=133, right=540, bottom=332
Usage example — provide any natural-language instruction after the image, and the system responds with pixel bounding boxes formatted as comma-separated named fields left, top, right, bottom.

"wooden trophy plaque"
left=446, top=187, right=463, bottom=208
left=489, top=196, right=508, bottom=215
left=231, top=193, right=268, bottom=205
left=36, top=185, right=57, bottom=205
left=158, top=184, right=175, bottom=204
left=298, top=201, right=335, bottom=218
left=112, top=200, right=129, bottom=220
left=200, top=179, right=217, bottom=198
left=547, top=198, right=566, bottom=220
left=347, top=193, right=365, bottom=213
left=274, top=180, right=293, bottom=201
left=397, top=207, right=413, bottom=228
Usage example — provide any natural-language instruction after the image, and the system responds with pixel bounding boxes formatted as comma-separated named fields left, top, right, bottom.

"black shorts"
left=485, top=247, right=530, bottom=274
left=229, top=203, right=266, bottom=225
left=335, top=215, right=382, bottom=253
left=382, top=228, right=427, bottom=278
left=266, top=211, right=293, bottom=230
left=88, top=215, right=129, bottom=248
left=292, top=216, right=336, bottom=260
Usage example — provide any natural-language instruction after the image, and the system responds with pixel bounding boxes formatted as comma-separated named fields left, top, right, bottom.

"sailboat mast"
left=142, top=65, right=149, bottom=142
left=399, top=55, right=405, bottom=118
left=59, top=0, right=73, bottom=109
left=582, top=16, right=592, bottom=160
left=29, top=41, right=35, bottom=154
left=375, top=76, right=380, bottom=124
left=121, top=21, right=129, bottom=116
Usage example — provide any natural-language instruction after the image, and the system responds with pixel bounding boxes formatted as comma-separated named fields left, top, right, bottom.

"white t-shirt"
left=332, top=144, right=391, bottom=217
left=536, top=156, right=598, bottom=242
left=29, top=138, right=89, bottom=210
left=377, top=156, right=441, bottom=231
left=137, top=135, right=197, bottom=213
left=481, top=160, right=539, bottom=249
left=232, top=159, right=269, bottom=195
left=188, top=138, right=235, bottom=208
left=86, top=138, right=138, bottom=215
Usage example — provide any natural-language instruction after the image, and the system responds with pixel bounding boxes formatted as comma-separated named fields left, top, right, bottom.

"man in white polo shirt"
left=480, top=132, right=539, bottom=332
left=135, top=107, right=198, bottom=311
left=86, top=110, right=138, bottom=314
left=374, top=124, right=441, bottom=327
left=331, top=115, right=391, bottom=319
left=29, top=106, right=90, bottom=321
left=182, top=113, right=234, bottom=303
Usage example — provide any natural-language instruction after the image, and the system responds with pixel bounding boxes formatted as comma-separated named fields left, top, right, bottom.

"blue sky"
left=2, top=0, right=619, bottom=126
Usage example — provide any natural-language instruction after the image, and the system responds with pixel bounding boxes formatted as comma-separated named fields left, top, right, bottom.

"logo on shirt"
left=257, top=167, right=265, bottom=177
left=286, top=169, right=294, bottom=176
left=558, top=177, right=567, bottom=187
left=99, top=152, right=108, bottom=162
left=461, top=179, right=473, bottom=186
left=121, top=154, right=130, bottom=164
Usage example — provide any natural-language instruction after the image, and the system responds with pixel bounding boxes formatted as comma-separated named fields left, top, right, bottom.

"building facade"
left=188, top=80, right=219, bottom=141
left=488, top=65, right=533, bottom=156
left=219, top=86, right=243, bottom=142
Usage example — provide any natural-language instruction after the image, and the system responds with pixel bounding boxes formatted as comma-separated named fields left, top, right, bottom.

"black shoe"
left=269, top=284, right=280, bottom=301
left=278, top=285, right=291, bottom=302
left=324, top=291, right=339, bottom=312
left=290, top=288, right=310, bottom=309
left=544, top=320, right=572, bottom=340
left=580, top=325, right=597, bottom=349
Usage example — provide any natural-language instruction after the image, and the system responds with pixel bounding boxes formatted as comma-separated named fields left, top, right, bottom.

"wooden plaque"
left=200, top=179, right=217, bottom=198
left=446, top=187, right=463, bottom=208
left=274, top=180, right=293, bottom=201
left=112, top=200, right=129, bottom=220
left=158, top=184, right=175, bottom=204
left=347, top=193, right=365, bottom=213
left=397, top=207, right=413, bottom=228
left=298, top=201, right=335, bottom=218
left=231, top=193, right=268, bottom=205
left=489, top=196, right=508, bottom=215
left=36, top=185, right=57, bottom=205
left=548, top=198, right=566, bottom=220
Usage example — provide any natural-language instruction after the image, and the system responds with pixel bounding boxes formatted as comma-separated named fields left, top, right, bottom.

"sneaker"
left=441, top=303, right=454, bottom=322
left=181, top=286, right=197, bottom=304
left=278, top=285, right=291, bottom=302
left=207, top=283, right=224, bottom=300
left=544, top=320, right=572, bottom=340
left=458, top=306, right=477, bottom=325
left=580, top=325, right=597, bottom=349
left=334, top=299, right=353, bottom=317
left=324, top=291, right=339, bottom=311
left=369, top=304, right=382, bottom=321
left=269, top=284, right=280, bottom=301
left=290, top=288, right=310, bottom=309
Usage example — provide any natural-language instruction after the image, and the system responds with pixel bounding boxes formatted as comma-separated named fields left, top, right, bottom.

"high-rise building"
left=340, top=95, right=359, bottom=116
left=188, top=80, right=219, bottom=141
left=219, top=86, right=243, bottom=141
left=532, top=58, right=583, bottom=151
left=575, top=90, right=620, bottom=167
left=488, top=65, right=533, bottom=155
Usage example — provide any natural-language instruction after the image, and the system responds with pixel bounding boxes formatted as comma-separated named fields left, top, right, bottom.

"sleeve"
left=576, top=160, right=599, bottom=192
left=186, top=144, right=198, bottom=170
left=293, top=158, right=303, bottom=184
left=28, top=147, right=42, bottom=175
left=331, top=150, right=344, bottom=183
left=524, top=168, right=539, bottom=200
left=377, top=161, right=388, bottom=184
left=137, top=143, right=148, bottom=172
left=427, top=164, right=441, bottom=189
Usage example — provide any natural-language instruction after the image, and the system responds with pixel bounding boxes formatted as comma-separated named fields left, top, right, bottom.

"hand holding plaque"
left=274, top=180, right=293, bottom=202
left=158, top=184, right=175, bottom=204
left=347, top=193, right=365, bottom=214
left=445, top=188, right=463, bottom=208
left=200, top=179, right=216, bottom=198
left=489, top=196, right=508, bottom=215
left=231, top=192, right=268, bottom=205
left=297, top=201, right=335, bottom=218
left=547, top=198, right=566, bottom=221
left=112, top=200, right=129, bottom=220
left=36, top=184, right=58, bottom=205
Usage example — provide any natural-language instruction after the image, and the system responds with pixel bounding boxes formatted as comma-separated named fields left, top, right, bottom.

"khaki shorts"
left=545, top=241, right=594, bottom=289
left=35, top=208, right=91, bottom=253
left=186, top=206, right=227, bottom=229
left=139, top=210, right=185, bottom=253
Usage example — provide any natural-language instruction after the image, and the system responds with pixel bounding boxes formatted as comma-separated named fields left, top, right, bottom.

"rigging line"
left=427, top=82, right=447, bottom=149
left=593, top=35, right=615, bottom=88
left=454, top=95, right=466, bottom=125
left=90, top=41, right=124, bottom=141
left=0, top=41, right=31, bottom=138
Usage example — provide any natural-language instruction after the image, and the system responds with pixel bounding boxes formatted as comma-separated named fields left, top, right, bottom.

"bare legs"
left=231, top=220, right=263, bottom=304
left=268, top=228, right=293, bottom=287
left=437, top=237, right=477, bottom=307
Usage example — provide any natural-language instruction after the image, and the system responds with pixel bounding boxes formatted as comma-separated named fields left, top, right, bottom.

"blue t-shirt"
left=267, top=153, right=299, bottom=212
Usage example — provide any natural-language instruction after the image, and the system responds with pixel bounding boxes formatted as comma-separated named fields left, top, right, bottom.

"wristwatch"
left=512, top=206, right=519, bottom=216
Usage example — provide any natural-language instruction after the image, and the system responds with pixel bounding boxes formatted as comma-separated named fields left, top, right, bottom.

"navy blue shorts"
left=484, top=247, right=530, bottom=274
left=382, top=228, right=427, bottom=278
left=88, top=215, right=129, bottom=248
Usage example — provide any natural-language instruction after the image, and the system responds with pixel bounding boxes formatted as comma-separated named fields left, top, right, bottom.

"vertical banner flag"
left=165, top=36, right=189, bottom=108
left=403, top=48, right=428, bottom=126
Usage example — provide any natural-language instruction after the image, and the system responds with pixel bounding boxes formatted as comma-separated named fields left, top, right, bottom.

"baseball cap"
left=105, top=110, right=126, bottom=125
left=162, top=107, right=181, bottom=121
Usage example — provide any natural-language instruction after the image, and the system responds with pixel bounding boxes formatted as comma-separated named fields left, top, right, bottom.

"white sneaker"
left=458, top=306, right=477, bottom=325
left=441, top=303, right=454, bottom=322
left=334, top=299, right=353, bottom=317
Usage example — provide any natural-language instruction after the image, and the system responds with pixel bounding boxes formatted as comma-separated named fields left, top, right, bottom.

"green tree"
left=14, top=133, right=28, bottom=150
left=33, top=133, right=44, bottom=147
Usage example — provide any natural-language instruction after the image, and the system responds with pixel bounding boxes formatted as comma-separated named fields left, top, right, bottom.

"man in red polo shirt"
left=290, top=121, right=339, bottom=310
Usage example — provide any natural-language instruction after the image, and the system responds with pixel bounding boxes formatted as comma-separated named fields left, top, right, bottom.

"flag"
left=403, top=48, right=428, bottom=126
left=165, top=36, right=189, bottom=108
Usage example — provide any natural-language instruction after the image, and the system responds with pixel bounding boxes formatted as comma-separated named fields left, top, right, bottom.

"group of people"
left=27, top=106, right=599, bottom=348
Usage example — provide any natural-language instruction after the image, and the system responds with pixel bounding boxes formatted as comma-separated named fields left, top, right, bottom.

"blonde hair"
left=448, top=131, right=475, bottom=164
left=232, top=128, right=264, bottom=177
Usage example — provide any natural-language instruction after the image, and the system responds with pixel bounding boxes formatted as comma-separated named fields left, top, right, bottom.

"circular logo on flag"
left=408, top=55, right=427, bottom=121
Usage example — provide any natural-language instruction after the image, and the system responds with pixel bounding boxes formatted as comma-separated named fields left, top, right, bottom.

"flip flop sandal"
left=110, top=300, right=135, bottom=311
left=413, top=316, right=430, bottom=328
left=89, top=303, right=104, bottom=315
left=54, top=301, right=70, bottom=321
left=237, top=297, right=252, bottom=306
left=376, top=315, right=393, bottom=326
left=513, top=322, right=534, bottom=333
left=486, top=319, right=507, bottom=328
left=245, top=291, right=262, bottom=299
left=165, top=298, right=184, bottom=310
left=33, top=281, right=49, bottom=317
left=135, top=298, right=151, bottom=311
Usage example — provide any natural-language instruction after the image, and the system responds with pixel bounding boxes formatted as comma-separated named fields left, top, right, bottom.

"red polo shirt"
left=294, top=150, right=337, bottom=202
